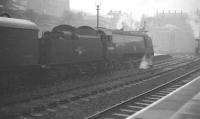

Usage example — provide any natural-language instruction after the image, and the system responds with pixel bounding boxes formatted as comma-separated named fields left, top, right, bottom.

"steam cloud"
left=139, top=55, right=153, bottom=69
left=187, top=12, right=200, bottom=38
left=116, top=13, right=142, bottom=31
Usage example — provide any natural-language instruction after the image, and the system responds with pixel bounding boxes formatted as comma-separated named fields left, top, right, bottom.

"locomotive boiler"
left=98, top=28, right=154, bottom=66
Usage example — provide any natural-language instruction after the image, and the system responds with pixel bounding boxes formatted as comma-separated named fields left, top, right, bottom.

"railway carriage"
left=0, top=17, right=39, bottom=70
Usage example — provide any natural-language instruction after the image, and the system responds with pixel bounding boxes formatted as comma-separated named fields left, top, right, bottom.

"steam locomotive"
left=0, top=16, right=154, bottom=76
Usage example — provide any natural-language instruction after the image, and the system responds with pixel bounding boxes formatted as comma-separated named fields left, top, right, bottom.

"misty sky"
left=71, top=0, right=200, bottom=17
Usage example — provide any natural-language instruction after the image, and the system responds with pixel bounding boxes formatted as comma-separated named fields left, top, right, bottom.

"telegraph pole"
left=97, top=5, right=100, bottom=28
left=96, top=0, right=101, bottom=28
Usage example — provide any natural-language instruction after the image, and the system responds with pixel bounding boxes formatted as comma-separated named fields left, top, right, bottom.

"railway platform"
left=127, top=75, right=200, bottom=119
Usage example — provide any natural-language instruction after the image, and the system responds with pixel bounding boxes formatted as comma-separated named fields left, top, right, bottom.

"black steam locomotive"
left=0, top=17, right=154, bottom=76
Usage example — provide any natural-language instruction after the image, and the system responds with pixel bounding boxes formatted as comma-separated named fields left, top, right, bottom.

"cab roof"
left=0, top=17, right=38, bottom=30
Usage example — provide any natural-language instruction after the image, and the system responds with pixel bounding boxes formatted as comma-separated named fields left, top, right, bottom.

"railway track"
left=0, top=56, right=191, bottom=107
left=86, top=62, right=200, bottom=119
left=0, top=56, right=198, bottom=118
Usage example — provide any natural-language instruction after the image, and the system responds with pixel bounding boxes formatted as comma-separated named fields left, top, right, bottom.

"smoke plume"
left=116, top=13, right=141, bottom=31
left=139, top=55, right=152, bottom=69
left=187, top=12, right=200, bottom=38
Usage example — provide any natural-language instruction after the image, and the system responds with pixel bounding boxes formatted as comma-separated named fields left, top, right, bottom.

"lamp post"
left=95, top=0, right=101, bottom=28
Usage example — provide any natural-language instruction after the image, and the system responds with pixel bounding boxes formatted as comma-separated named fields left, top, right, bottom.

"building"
left=27, top=0, right=70, bottom=17
left=146, top=11, right=196, bottom=54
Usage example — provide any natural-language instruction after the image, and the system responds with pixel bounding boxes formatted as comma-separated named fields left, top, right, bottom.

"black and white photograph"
left=0, top=0, right=200, bottom=119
